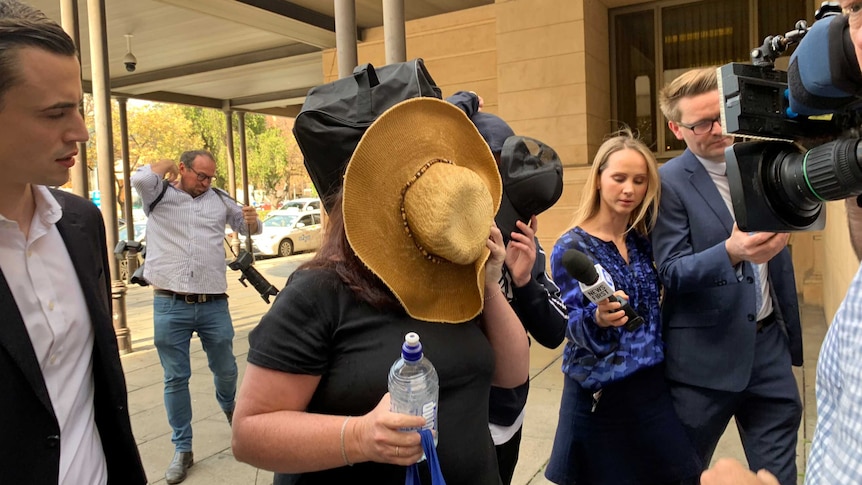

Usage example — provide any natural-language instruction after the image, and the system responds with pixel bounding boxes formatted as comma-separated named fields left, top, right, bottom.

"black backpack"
left=292, top=59, right=441, bottom=212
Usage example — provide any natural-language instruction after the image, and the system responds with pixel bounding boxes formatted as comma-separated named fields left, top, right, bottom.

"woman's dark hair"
left=298, top=188, right=402, bottom=312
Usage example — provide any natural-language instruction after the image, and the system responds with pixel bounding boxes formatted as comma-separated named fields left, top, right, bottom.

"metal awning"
left=30, top=0, right=492, bottom=117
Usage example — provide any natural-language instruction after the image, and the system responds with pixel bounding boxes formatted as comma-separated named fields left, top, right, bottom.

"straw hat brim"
left=343, top=97, right=502, bottom=323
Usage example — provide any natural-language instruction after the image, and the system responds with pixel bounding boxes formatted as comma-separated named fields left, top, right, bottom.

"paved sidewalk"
left=120, top=254, right=825, bottom=485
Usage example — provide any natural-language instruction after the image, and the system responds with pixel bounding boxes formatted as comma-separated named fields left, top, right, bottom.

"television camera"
left=228, top=250, right=279, bottom=304
left=114, top=239, right=148, bottom=286
left=718, top=1, right=862, bottom=231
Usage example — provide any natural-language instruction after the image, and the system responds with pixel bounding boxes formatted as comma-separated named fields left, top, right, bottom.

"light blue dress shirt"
left=806, top=262, right=862, bottom=484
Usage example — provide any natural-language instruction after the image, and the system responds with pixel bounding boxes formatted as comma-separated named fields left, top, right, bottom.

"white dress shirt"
left=0, top=186, right=107, bottom=485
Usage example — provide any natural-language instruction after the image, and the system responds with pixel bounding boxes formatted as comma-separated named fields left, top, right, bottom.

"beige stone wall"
left=821, top=201, right=859, bottom=323
left=496, top=0, right=609, bottom=250
left=321, top=5, right=499, bottom=105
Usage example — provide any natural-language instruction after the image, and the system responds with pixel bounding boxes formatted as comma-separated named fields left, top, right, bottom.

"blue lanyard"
left=404, top=429, right=446, bottom=485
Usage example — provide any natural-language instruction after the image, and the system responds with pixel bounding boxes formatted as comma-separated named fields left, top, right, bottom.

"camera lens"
left=727, top=138, right=862, bottom=231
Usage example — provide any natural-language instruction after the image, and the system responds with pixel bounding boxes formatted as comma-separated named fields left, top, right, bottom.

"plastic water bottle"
left=388, top=332, right=439, bottom=445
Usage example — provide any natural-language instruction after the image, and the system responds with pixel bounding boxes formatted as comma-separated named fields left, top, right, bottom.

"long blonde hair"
left=569, top=129, right=660, bottom=236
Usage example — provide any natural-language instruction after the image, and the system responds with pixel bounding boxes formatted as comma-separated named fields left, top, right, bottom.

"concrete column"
left=223, top=107, right=237, bottom=198
left=383, top=0, right=406, bottom=64
left=223, top=106, right=240, bottom=257
left=237, top=112, right=253, bottom=255
left=334, top=0, right=358, bottom=78
left=117, top=97, right=139, bottom=284
left=59, top=0, right=88, bottom=197
left=117, top=98, right=133, bottom=240
left=87, top=0, right=131, bottom=353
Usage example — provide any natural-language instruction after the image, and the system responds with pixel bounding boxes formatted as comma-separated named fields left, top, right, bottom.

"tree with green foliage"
left=83, top=98, right=314, bottom=211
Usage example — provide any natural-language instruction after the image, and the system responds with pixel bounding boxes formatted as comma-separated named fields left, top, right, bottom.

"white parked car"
left=251, top=210, right=323, bottom=257
left=118, top=218, right=147, bottom=242
left=278, top=197, right=321, bottom=212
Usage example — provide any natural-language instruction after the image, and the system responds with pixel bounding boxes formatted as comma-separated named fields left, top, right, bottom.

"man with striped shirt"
left=131, top=151, right=260, bottom=484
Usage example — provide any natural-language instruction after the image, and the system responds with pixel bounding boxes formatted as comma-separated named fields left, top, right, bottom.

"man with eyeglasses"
left=693, top=4, right=862, bottom=484
left=651, top=67, right=803, bottom=485
left=131, top=150, right=260, bottom=484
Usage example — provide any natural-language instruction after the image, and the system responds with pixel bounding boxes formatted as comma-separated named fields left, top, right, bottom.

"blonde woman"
left=545, top=130, right=700, bottom=485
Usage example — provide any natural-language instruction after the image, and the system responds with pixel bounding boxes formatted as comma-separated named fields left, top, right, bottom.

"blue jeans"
left=153, top=295, right=237, bottom=452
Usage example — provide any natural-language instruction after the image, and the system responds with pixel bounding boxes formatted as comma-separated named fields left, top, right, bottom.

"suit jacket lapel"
left=682, top=151, right=734, bottom=235
left=53, top=193, right=111, bottom=341
left=0, top=191, right=112, bottom=427
left=0, top=264, right=55, bottom=416
left=55, top=200, right=96, bottom=294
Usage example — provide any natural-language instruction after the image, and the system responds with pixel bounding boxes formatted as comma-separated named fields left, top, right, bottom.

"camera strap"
left=148, top=181, right=247, bottom=257
left=147, top=180, right=171, bottom=214
left=148, top=180, right=233, bottom=213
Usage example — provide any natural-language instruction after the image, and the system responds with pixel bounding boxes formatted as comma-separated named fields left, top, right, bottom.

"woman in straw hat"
left=544, top=130, right=701, bottom=485
left=231, top=97, right=530, bottom=484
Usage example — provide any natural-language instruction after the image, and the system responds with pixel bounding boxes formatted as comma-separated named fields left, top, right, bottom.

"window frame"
left=609, top=0, right=809, bottom=161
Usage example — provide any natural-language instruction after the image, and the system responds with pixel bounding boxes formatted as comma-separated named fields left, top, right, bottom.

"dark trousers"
left=670, top=323, right=802, bottom=485
left=495, top=426, right=522, bottom=485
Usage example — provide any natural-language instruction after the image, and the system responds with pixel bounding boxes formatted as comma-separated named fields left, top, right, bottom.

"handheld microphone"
left=561, top=249, right=644, bottom=331
left=788, top=13, right=862, bottom=116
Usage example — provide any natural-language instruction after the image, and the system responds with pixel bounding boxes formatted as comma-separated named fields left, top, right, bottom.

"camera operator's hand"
left=725, top=223, right=789, bottom=266
left=847, top=196, right=862, bottom=260
left=151, top=158, right=179, bottom=183
left=242, top=206, right=259, bottom=234
left=701, top=458, right=779, bottom=485
left=467, top=90, right=484, bottom=111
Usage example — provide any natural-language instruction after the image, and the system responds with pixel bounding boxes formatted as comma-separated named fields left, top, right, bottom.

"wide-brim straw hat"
left=343, top=97, right=502, bottom=323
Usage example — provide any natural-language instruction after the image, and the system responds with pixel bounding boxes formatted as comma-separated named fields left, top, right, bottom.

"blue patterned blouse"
left=550, top=227, right=664, bottom=390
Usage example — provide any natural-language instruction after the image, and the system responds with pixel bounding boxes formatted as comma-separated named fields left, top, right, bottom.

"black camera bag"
left=293, top=58, right=441, bottom=211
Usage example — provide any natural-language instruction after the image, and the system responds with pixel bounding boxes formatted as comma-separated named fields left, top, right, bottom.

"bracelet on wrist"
left=340, top=416, right=353, bottom=466
left=484, top=288, right=502, bottom=301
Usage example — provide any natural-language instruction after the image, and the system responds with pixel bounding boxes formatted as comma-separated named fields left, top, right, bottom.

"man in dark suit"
left=652, top=67, right=803, bottom=485
left=0, top=1, right=146, bottom=483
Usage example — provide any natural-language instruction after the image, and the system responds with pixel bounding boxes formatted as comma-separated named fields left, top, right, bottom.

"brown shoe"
left=165, top=451, right=194, bottom=484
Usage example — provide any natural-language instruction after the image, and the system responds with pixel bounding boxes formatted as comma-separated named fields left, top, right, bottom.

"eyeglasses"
left=188, top=165, right=216, bottom=183
left=677, top=116, right=722, bottom=135
left=845, top=2, right=862, bottom=28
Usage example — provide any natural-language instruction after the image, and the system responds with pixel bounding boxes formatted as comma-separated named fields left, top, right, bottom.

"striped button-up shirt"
left=131, top=165, right=260, bottom=294
left=805, top=261, right=862, bottom=484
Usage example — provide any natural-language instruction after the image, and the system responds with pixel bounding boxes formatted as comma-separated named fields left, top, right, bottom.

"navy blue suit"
left=652, top=149, right=802, bottom=485
left=0, top=189, right=146, bottom=485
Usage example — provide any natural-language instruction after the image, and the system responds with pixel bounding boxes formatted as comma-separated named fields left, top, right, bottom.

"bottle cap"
left=402, top=332, right=423, bottom=362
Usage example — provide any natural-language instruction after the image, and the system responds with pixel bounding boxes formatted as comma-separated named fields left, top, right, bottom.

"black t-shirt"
left=248, top=268, right=502, bottom=485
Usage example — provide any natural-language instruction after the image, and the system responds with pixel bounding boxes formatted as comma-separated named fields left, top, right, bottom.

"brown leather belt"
left=756, top=313, right=776, bottom=332
left=154, top=289, right=228, bottom=304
